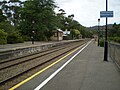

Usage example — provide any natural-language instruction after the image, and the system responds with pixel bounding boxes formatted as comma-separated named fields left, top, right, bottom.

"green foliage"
left=0, top=22, right=15, bottom=33
left=74, top=29, right=80, bottom=35
left=108, top=23, right=120, bottom=43
left=99, top=39, right=104, bottom=47
left=22, top=35, right=31, bottom=41
left=0, top=29, right=7, bottom=44
left=19, top=0, right=57, bottom=41
left=115, top=37, right=120, bottom=43
left=0, top=20, right=24, bottom=44
left=7, top=32, right=24, bottom=44
left=56, top=10, right=88, bottom=39
left=0, top=9, right=6, bottom=23
left=1, top=0, right=22, bottom=26
left=108, top=23, right=120, bottom=37
left=81, top=29, right=93, bottom=38
left=108, top=37, right=120, bottom=43
left=0, top=0, right=93, bottom=42
left=70, top=29, right=80, bottom=39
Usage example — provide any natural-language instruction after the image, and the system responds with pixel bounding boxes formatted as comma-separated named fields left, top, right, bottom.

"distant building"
left=63, top=30, right=70, bottom=35
left=51, top=29, right=63, bottom=41
left=63, top=30, right=70, bottom=40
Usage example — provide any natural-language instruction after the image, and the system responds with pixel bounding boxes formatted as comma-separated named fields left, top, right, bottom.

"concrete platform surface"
left=11, top=40, right=120, bottom=90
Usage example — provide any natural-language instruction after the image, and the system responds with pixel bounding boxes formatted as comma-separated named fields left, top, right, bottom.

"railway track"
left=0, top=40, right=88, bottom=89
left=0, top=43, right=68, bottom=64
left=0, top=46, right=67, bottom=70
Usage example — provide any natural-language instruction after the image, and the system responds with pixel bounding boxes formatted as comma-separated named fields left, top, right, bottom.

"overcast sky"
left=55, top=0, right=120, bottom=27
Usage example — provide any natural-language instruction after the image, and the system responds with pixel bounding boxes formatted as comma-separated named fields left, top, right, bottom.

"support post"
left=98, top=19, right=100, bottom=46
left=104, top=0, right=108, bottom=61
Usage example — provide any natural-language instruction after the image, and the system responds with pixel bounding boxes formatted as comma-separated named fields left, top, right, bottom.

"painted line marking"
left=9, top=41, right=91, bottom=90
left=34, top=40, right=91, bottom=90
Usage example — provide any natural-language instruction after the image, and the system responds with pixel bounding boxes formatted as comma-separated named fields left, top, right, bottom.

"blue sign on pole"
left=100, top=11, right=113, bottom=18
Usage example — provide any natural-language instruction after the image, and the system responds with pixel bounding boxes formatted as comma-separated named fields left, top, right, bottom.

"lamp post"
left=32, top=30, right=35, bottom=44
left=104, top=0, right=108, bottom=61
left=31, top=20, right=35, bottom=44
left=65, top=21, right=68, bottom=39
left=98, top=19, right=100, bottom=46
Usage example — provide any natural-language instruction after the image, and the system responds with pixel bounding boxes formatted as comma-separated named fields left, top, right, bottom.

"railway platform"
left=9, top=40, right=120, bottom=90
left=0, top=40, right=82, bottom=60
left=0, top=40, right=77, bottom=52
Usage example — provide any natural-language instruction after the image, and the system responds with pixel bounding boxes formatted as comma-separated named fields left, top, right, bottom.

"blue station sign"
left=100, top=11, right=113, bottom=18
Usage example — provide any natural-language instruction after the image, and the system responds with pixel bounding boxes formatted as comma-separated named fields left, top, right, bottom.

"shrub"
left=7, top=32, right=24, bottom=44
left=22, top=35, right=31, bottom=41
left=99, top=39, right=104, bottom=47
left=114, top=37, right=120, bottom=43
left=0, top=29, right=7, bottom=44
left=108, top=37, right=120, bottom=43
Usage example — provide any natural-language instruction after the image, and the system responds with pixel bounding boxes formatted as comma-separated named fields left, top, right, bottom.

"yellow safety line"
left=9, top=43, right=86, bottom=90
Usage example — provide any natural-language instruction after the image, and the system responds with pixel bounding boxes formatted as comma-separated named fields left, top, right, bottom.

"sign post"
left=100, top=0, right=113, bottom=61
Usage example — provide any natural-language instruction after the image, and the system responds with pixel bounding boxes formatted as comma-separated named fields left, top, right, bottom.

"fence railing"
left=109, top=43, right=120, bottom=69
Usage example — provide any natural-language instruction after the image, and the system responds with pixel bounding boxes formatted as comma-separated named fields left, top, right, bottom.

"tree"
left=0, top=0, right=24, bottom=44
left=0, top=21, right=15, bottom=33
left=1, top=0, right=22, bottom=26
left=56, top=9, right=88, bottom=39
left=19, top=0, right=57, bottom=41
left=70, top=29, right=80, bottom=39
left=108, top=23, right=120, bottom=43
left=108, top=23, right=120, bottom=37
left=0, top=29, right=7, bottom=44
left=0, top=9, right=6, bottom=22
left=56, top=9, right=67, bottom=31
left=7, top=31, right=24, bottom=44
